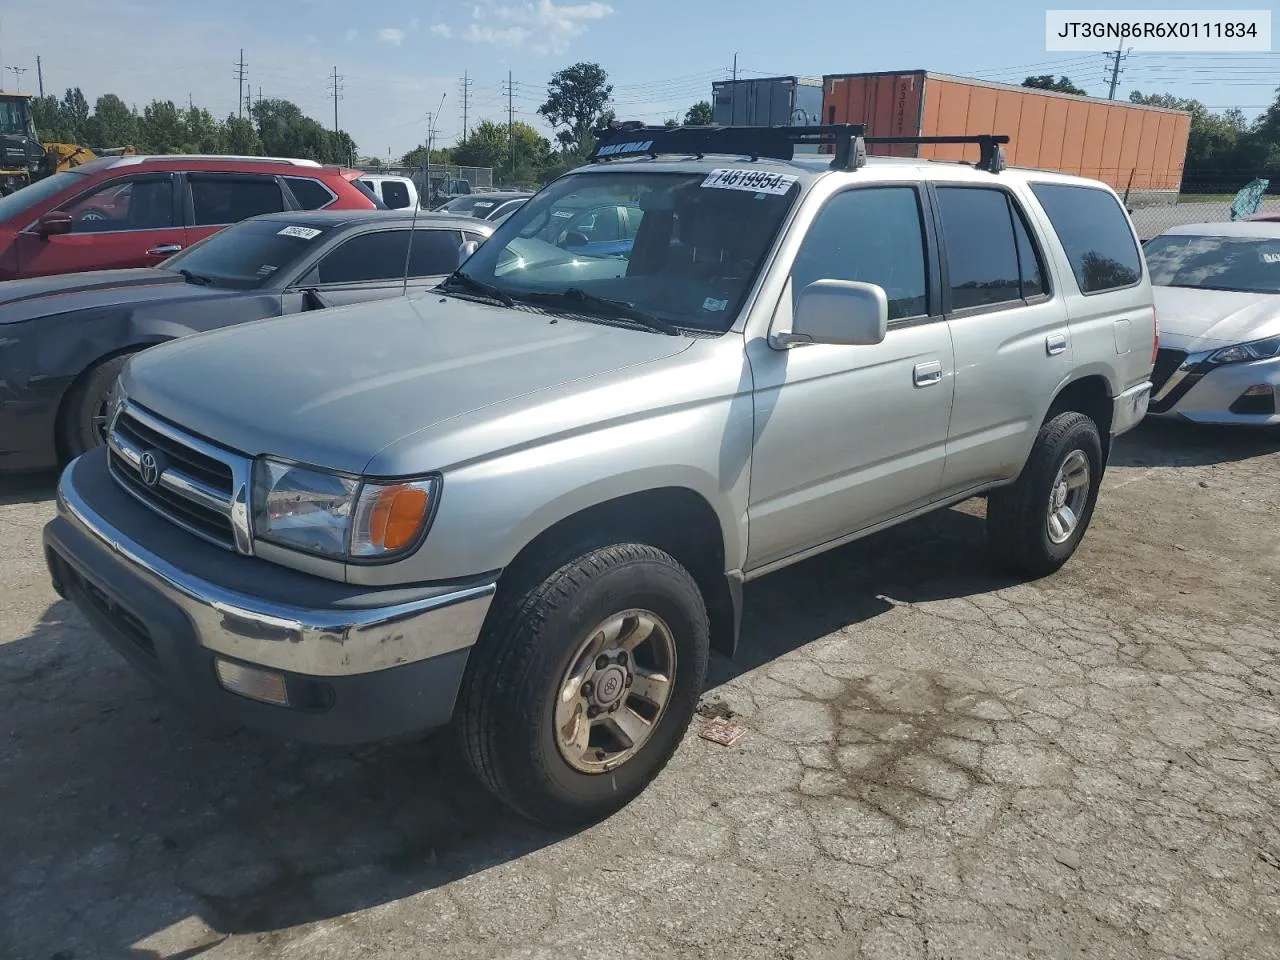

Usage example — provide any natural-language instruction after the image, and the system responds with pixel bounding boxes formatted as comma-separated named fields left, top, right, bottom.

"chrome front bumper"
left=43, top=450, right=497, bottom=743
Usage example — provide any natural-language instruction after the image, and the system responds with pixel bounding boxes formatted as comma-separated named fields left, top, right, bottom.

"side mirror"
left=776, top=280, right=889, bottom=348
left=37, top=210, right=74, bottom=239
left=302, top=288, right=331, bottom=312
left=457, top=239, right=480, bottom=267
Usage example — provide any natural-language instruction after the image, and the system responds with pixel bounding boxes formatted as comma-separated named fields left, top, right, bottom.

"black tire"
left=59, top=353, right=132, bottom=460
left=456, top=542, right=710, bottom=826
left=986, top=411, right=1104, bottom=578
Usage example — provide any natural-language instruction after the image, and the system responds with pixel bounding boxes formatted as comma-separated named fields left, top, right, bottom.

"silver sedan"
left=1146, top=221, right=1280, bottom=426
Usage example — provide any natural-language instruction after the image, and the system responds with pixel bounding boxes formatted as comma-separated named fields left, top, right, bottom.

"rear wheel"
left=987, top=411, right=1103, bottom=577
left=456, top=542, right=710, bottom=826
left=59, top=353, right=132, bottom=460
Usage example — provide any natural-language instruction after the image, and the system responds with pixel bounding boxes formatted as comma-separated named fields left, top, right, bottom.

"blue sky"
left=3, top=0, right=1276, bottom=161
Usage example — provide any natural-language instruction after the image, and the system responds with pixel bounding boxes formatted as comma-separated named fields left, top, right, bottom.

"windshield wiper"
left=523, top=288, right=682, bottom=336
left=438, top=269, right=514, bottom=307
left=177, top=269, right=213, bottom=286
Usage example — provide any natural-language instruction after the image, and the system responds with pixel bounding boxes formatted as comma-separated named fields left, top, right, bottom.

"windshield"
left=161, top=218, right=332, bottom=289
left=454, top=170, right=800, bottom=332
left=1145, top=233, right=1280, bottom=295
left=0, top=99, right=32, bottom=137
left=440, top=195, right=493, bottom=216
left=0, top=170, right=87, bottom=225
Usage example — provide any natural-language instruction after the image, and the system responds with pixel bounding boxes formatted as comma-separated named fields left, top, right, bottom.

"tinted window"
left=317, top=229, right=461, bottom=284
left=936, top=188, right=1020, bottom=310
left=0, top=170, right=88, bottom=224
left=1144, top=234, right=1280, bottom=294
left=381, top=181, right=412, bottom=209
left=191, top=175, right=285, bottom=226
left=64, top=177, right=176, bottom=233
left=791, top=186, right=928, bottom=320
left=1012, top=204, right=1047, bottom=298
left=285, top=177, right=336, bottom=210
left=162, top=218, right=330, bottom=289
left=1031, top=183, right=1141, bottom=293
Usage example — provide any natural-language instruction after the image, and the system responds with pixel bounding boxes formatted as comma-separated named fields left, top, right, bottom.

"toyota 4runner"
left=43, top=125, right=1155, bottom=825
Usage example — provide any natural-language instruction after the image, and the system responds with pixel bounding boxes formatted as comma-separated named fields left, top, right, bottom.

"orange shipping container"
left=821, top=71, right=1191, bottom=203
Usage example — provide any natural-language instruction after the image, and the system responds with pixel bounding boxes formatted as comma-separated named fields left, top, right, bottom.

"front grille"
left=107, top=403, right=247, bottom=552
left=1151, top=348, right=1187, bottom=393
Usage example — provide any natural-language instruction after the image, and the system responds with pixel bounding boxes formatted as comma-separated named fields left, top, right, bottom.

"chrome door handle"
left=147, top=244, right=183, bottom=256
left=913, top=360, right=943, bottom=387
left=1046, top=333, right=1068, bottom=356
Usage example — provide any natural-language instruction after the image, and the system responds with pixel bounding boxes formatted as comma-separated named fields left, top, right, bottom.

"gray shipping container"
left=710, top=76, right=824, bottom=152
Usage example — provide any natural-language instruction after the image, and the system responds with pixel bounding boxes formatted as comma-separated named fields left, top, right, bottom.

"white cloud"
left=429, top=23, right=453, bottom=37
left=378, top=27, right=406, bottom=45
left=409, top=17, right=421, bottom=30
left=458, top=0, right=613, bottom=54
left=344, top=27, right=359, bottom=41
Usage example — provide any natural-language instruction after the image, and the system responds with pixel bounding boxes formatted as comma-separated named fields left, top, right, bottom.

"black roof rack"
left=590, top=122, right=867, bottom=171
left=590, top=122, right=1010, bottom=174
left=864, top=135, right=1009, bottom=173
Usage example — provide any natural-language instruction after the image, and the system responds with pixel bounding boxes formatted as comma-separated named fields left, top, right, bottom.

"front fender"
left=348, top=391, right=756, bottom=586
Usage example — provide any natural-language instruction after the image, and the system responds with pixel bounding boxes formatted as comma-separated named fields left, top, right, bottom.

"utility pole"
left=1105, top=48, right=1130, bottom=100
left=188, top=93, right=194, bottom=111
left=235, top=48, right=247, bottom=118
left=6, top=65, right=25, bottom=92
left=256, top=86, right=262, bottom=112
left=329, top=65, right=344, bottom=134
left=506, top=71, right=515, bottom=179
left=36, top=55, right=43, bottom=98
left=460, top=71, right=472, bottom=141
left=731, top=52, right=738, bottom=123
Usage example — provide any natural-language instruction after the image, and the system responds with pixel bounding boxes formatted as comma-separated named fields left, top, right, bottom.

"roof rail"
left=590, top=122, right=868, bottom=171
left=864, top=135, right=1010, bottom=173
left=108, top=154, right=323, bottom=168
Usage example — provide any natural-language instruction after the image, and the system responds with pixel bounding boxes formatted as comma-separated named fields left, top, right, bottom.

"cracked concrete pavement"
left=2, top=419, right=1279, bottom=959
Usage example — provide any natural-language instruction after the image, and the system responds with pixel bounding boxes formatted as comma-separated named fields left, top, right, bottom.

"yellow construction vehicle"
left=0, top=92, right=135, bottom=195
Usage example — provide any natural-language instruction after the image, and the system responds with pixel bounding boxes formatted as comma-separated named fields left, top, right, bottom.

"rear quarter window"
left=1030, top=183, right=1142, bottom=294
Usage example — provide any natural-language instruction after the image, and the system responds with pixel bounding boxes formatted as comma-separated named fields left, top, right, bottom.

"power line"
left=234, top=48, right=247, bottom=119
left=504, top=70, right=515, bottom=175
left=1104, top=48, right=1132, bottom=100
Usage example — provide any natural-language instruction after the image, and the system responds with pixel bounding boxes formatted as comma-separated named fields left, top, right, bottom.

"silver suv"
left=43, top=125, right=1155, bottom=825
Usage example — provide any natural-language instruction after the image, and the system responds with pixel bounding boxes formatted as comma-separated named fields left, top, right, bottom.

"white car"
left=357, top=174, right=420, bottom=211
left=1145, top=221, right=1280, bottom=426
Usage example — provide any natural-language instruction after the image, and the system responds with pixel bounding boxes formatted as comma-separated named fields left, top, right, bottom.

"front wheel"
left=456, top=542, right=710, bottom=826
left=986, top=411, right=1104, bottom=578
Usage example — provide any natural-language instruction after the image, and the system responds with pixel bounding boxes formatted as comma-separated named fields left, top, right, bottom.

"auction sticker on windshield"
left=277, top=225, right=323, bottom=240
left=701, top=169, right=798, bottom=195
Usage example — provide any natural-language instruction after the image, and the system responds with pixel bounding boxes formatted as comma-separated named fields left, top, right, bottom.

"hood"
left=1154, top=286, right=1280, bottom=352
left=0, top=268, right=237, bottom=325
left=123, top=294, right=696, bottom=475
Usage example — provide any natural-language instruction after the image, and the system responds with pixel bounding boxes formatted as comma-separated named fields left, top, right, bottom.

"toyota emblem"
left=139, top=451, right=162, bottom=488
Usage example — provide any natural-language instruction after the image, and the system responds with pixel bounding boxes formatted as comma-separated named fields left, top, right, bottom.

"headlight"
left=1208, top=335, right=1280, bottom=364
left=251, top=458, right=439, bottom=560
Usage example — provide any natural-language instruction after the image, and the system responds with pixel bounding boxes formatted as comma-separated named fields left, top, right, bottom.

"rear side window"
left=381, top=181, right=412, bottom=209
left=1031, top=183, right=1141, bottom=294
left=190, top=175, right=285, bottom=225
left=285, top=177, right=336, bottom=210
left=936, top=188, right=1021, bottom=310
left=791, top=186, right=929, bottom=320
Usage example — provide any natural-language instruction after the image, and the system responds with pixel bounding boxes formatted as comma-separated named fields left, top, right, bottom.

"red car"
left=0, top=155, right=379, bottom=280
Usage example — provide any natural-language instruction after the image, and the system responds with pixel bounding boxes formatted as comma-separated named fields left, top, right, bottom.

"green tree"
left=31, top=95, right=73, bottom=141
left=400, top=145, right=453, bottom=167
left=218, top=115, right=263, bottom=155
left=60, top=88, right=91, bottom=142
left=184, top=107, right=220, bottom=153
left=664, top=118, right=679, bottom=128
left=538, top=62, right=612, bottom=154
left=136, top=100, right=187, bottom=153
left=83, top=94, right=137, bottom=147
left=684, top=100, right=714, bottom=125
left=451, top=120, right=550, bottom=184
left=1023, top=75, right=1087, bottom=96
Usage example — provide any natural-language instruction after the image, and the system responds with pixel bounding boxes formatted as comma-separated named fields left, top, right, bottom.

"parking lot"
left=2, top=420, right=1279, bottom=960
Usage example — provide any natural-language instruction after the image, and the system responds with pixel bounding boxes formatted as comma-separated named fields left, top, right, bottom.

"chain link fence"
left=354, top=164, right=494, bottom=191
left=1124, top=172, right=1279, bottom=240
